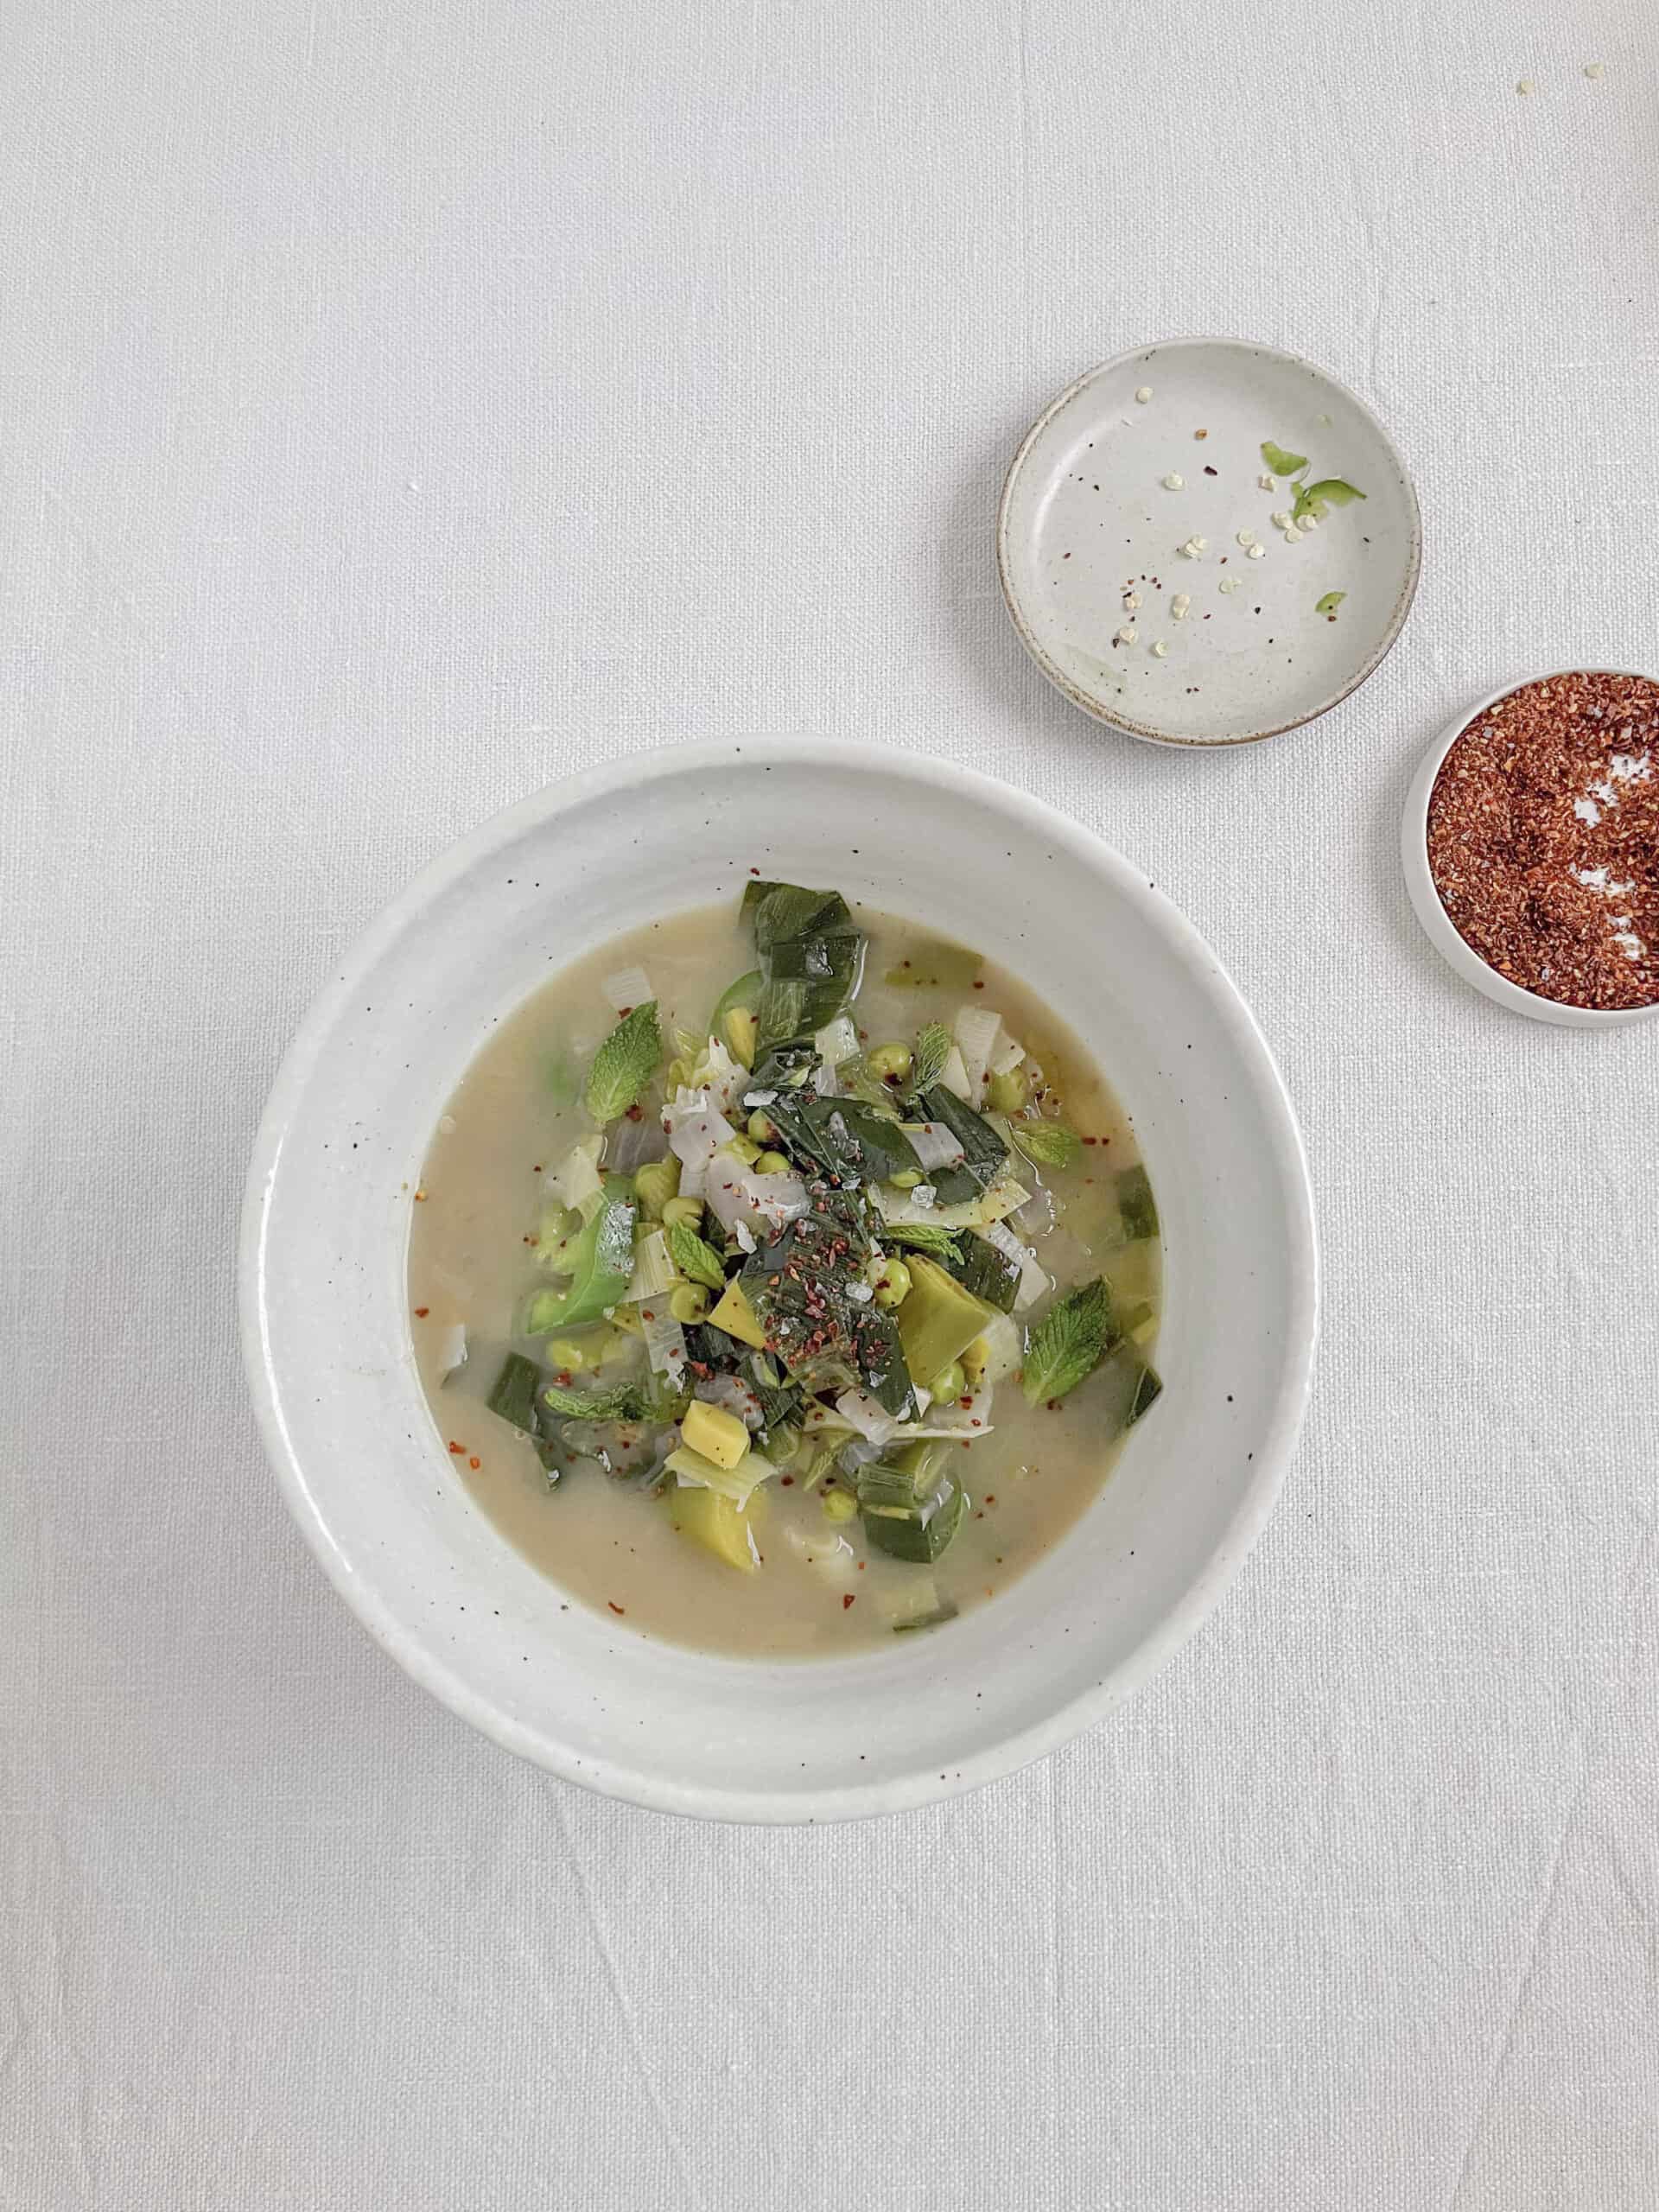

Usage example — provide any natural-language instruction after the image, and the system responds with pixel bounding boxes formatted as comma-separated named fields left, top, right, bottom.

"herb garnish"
left=1007, top=1120, right=1084, bottom=1171
left=1021, top=1278, right=1118, bottom=1406
left=584, top=1001, right=661, bottom=1123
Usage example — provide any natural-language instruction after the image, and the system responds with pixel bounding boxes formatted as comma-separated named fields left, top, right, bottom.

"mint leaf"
left=1007, top=1120, right=1084, bottom=1171
left=1261, top=440, right=1308, bottom=477
left=910, top=1021, right=953, bottom=1095
left=542, top=1379, right=651, bottom=1421
left=1315, top=590, right=1346, bottom=615
left=884, top=1223, right=963, bottom=1264
left=1022, top=1278, right=1116, bottom=1406
left=667, top=1221, right=728, bottom=1292
left=584, top=1001, right=661, bottom=1122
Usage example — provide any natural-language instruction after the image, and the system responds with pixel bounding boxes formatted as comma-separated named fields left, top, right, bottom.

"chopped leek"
left=861, top=1474, right=968, bottom=1563
left=487, top=1353, right=542, bottom=1433
left=1116, top=1163, right=1160, bottom=1242
left=524, top=1177, right=638, bottom=1332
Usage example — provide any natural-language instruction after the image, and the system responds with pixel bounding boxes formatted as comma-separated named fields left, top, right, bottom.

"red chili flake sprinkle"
left=780, top=1474, right=794, bottom=1486
left=608, top=1601, right=626, bottom=1615
left=842, top=1594, right=855, bottom=1609
left=1082, top=1135, right=1098, bottom=1146
left=532, top=1165, right=543, bottom=1174
left=959, top=1393, right=974, bottom=1408
left=1427, top=671, right=1659, bottom=1008
left=749, top=866, right=761, bottom=875
left=985, top=1494, right=996, bottom=1504
left=413, top=1306, right=429, bottom=1319
left=972, top=979, right=985, bottom=990
left=413, top=1189, right=428, bottom=1201
left=468, top=1456, right=480, bottom=1470
left=641, top=1308, right=655, bottom=1322
left=448, top=1442, right=464, bottom=1454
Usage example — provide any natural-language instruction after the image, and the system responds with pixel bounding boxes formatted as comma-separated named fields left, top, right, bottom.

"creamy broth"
left=408, top=895, right=1160, bottom=1657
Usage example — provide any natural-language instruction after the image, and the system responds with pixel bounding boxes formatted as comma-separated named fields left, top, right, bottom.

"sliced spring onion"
left=988, top=1030, right=1027, bottom=1077
left=980, top=1218, right=1051, bottom=1312
left=548, top=1134, right=604, bottom=1211
left=874, top=1171, right=1031, bottom=1232
left=813, top=1012, right=859, bottom=1066
left=623, top=1227, right=679, bottom=1303
left=665, top=1441, right=770, bottom=1506
left=938, top=1046, right=972, bottom=1102
left=602, top=965, right=654, bottom=1015
left=906, top=1120, right=968, bottom=1174
left=639, top=1303, right=688, bottom=1387
left=952, top=1005, right=1002, bottom=1098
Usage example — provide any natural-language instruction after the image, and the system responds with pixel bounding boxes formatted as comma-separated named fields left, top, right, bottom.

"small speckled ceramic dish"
left=998, top=338, right=1421, bottom=747
left=1402, top=670, right=1659, bottom=1027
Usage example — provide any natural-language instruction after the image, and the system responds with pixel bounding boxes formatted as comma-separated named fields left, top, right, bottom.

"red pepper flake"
left=972, top=979, right=985, bottom=990
left=532, top=1165, right=543, bottom=1174
left=448, top=1441, right=464, bottom=1454
left=748, top=866, right=761, bottom=876
left=1427, top=671, right=1659, bottom=1009
left=413, top=1188, right=428, bottom=1201
left=413, top=1306, right=429, bottom=1319
left=1082, top=1135, right=1098, bottom=1146
left=959, top=1393, right=974, bottom=1408
left=779, top=1474, right=794, bottom=1486
left=641, top=1308, right=655, bottom=1322
left=1193, top=427, right=1208, bottom=440
left=608, top=1601, right=626, bottom=1614
left=468, top=1456, right=480, bottom=1470
left=842, top=1593, right=855, bottom=1609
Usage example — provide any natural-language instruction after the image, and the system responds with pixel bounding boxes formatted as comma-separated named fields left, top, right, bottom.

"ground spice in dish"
left=1427, top=671, right=1659, bottom=1009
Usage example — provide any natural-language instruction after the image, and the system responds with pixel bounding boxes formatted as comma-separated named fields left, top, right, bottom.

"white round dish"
left=1402, top=670, right=1659, bottom=1027
left=240, top=741, right=1319, bottom=1822
left=998, top=338, right=1421, bottom=747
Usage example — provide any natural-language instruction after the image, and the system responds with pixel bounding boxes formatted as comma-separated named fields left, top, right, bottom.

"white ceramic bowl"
left=998, top=338, right=1421, bottom=747
left=240, top=741, right=1319, bottom=1821
left=1402, top=670, right=1659, bottom=1027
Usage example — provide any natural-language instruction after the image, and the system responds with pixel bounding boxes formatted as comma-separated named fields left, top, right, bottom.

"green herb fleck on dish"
left=1315, top=590, right=1346, bottom=616
left=1260, top=440, right=1308, bottom=478
left=1262, top=440, right=1368, bottom=529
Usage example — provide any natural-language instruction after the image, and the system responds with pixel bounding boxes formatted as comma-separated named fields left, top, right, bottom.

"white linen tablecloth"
left=3, top=3, right=1656, bottom=2204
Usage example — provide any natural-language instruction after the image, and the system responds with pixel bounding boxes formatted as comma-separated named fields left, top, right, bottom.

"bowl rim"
left=239, top=737, right=1320, bottom=1821
left=996, top=334, right=1424, bottom=748
left=1401, top=668, right=1659, bottom=1028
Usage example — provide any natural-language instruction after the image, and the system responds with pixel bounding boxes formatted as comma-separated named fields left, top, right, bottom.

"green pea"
left=669, top=1283, right=712, bottom=1324
left=662, top=1195, right=703, bottom=1232
left=868, top=1041, right=913, bottom=1084
left=753, top=1149, right=791, bottom=1176
left=926, top=1360, right=966, bottom=1405
left=987, top=1067, right=1031, bottom=1114
left=724, top=1134, right=762, bottom=1167
left=747, top=1109, right=779, bottom=1142
left=873, top=1258, right=912, bottom=1309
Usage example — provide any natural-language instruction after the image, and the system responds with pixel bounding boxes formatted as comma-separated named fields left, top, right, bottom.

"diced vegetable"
left=855, top=1439, right=947, bottom=1515
left=708, top=1279, right=768, bottom=1350
left=1116, top=1162, right=1160, bottom=1242
left=682, top=1399, right=750, bottom=1471
left=524, top=1177, right=638, bottom=1331
left=665, top=1484, right=760, bottom=1572
left=584, top=1001, right=661, bottom=1123
left=875, top=1171, right=1030, bottom=1233
left=978, top=1218, right=1051, bottom=1312
left=639, top=1305, right=689, bottom=1388
left=945, top=1232, right=1021, bottom=1313
left=543, top=1377, right=651, bottom=1421
left=813, top=1013, right=859, bottom=1066
left=894, top=1255, right=998, bottom=1389
left=487, top=1352, right=541, bottom=1433
left=665, top=1440, right=768, bottom=1505
left=624, top=1227, right=680, bottom=1302
left=548, top=1134, right=604, bottom=1212
left=914, top=1084, right=1007, bottom=1204
left=938, top=1046, right=972, bottom=1101
left=952, top=1004, right=1002, bottom=1097
left=861, top=1474, right=968, bottom=1563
